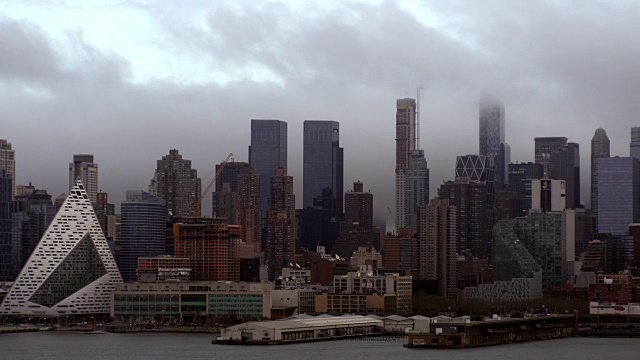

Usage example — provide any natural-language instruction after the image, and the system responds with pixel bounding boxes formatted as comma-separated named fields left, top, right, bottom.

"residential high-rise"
left=438, top=178, right=489, bottom=259
left=0, top=179, right=122, bottom=316
left=631, top=127, right=640, bottom=160
left=508, top=162, right=544, bottom=216
left=0, top=140, right=15, bottom=199
left=249, top=120, right=287, bottom=220
left=237, top=167, right=262, bottom=253
left=591, top=128, right=610, bottom=228
left=303, top=121, right=344, bottom=217
left=598, top=157, right=640, bottom=235
left=417, top=198, right=457, bottom=298
left=149, top=149, right=201, bottom=218
left=479, top=93, right=507, bottom=189
left=10, top=189, right=55, bottom=280
left=0, top=167, right=12, bottom=281
left=405, top=150, right=429, bottom=231
left=212, top=161, right=249, bottom=217
left=344, top=181, right=374, bottom=231
left=94, top=192, right=115, bottom=236
left=395, top=98, right=416, bottom=232
left=266, top=168, right=295, bottom=281
left=119, top=191, right=167, bottom=282
left=69, top=154, right=98, bottom=204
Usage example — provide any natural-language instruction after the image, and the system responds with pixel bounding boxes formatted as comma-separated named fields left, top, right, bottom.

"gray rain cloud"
left=1, top=1, right=640, bottom=224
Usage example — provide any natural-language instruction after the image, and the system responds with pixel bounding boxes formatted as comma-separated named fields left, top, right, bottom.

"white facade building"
left=0, top=179, right=122, bottom=316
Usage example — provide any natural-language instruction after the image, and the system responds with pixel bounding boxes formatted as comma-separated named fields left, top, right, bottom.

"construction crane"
left=191, top=152, right=233, bottom=217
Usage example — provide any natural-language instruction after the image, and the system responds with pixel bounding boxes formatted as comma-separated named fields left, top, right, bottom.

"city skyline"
left=2, top=1, right=640, bottom=222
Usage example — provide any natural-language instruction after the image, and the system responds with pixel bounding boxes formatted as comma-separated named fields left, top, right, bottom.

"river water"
left=0, top=332, right=638, bottom=359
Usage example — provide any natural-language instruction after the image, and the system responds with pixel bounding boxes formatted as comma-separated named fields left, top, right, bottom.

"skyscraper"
left=405, top=150, right=429, bottom=231
left=344, top=181, right=374, bottom=231
left=534, top=138, right=580, bottom=208
left=534, top=137, right=567, bottom=177
left=266, top=168, right=295, bottom=281
left=149, top=149, right=201, bottom=218
left=303, top=120, right=344, bottom=217
left=395, top=98, right=416, bottom=232
left=631, top=127, right=640, bottom=160
left=11, top=189, right=56, bottom=280
left=69, top=154, right=98, bottom=204
left=418, top=199, right=457, bottom=299
left=479, top=93, right=507, bottom=190
left=0, top=140, right=15, bottom=199
left=0, top=167, right=12, bottom=281
left=212, top=161, right=249, bottom=217
left=120, top=191, right=167, bottom=282
left=249, top=119, right=287, bottom=220
left=508, top=163, right=544, bottom=216
left=598, top=157, right=640, bottom=235
left=591, top=128, right=610, bottom=227
left=0, top=180, right=122, bottom=315
left=237, top=167, right=262, bottom=253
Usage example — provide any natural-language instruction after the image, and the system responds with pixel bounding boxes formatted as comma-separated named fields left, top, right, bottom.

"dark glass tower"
left=591, top=128, right=610, bottom=228
left=120, top=191, right=167, bottom=282
left=303, top=120, right=343, bottom=217
left=0, top=167, right=12, bottom=281
left=249, top=120, right=287, bottom=219
left=479, top=93, right=507, bottom=190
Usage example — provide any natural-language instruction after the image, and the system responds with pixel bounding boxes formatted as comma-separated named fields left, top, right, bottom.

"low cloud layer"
left=1, top=1, right=639, bottom=224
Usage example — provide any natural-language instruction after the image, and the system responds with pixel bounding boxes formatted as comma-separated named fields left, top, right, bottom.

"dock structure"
left=214, top=314, right=383, bottom=344
left=405, top=313, right=577, bottom=348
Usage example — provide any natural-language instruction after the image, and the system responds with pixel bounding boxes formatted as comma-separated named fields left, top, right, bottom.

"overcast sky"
left=2, top=0, right=639, bottom=226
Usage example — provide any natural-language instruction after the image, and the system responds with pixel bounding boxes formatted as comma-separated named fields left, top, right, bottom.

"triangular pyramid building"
left=0, top=179, right=122, bottom=316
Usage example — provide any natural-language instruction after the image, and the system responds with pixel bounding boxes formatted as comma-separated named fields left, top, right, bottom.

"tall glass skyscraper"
left=303, top=120, right=343, bottom=217
left=597, top=157, right=640, bottom=235
left=249, top=120, right=287, bottom=219
left=591, top=128, right=610, bottom=228
left=120, top=190, right=167, bottom=282
left=479, top=93, right=507, bottom=190
left=0, top=166, right=12, bottom=281
left=630, top=127, right=640, bottom=160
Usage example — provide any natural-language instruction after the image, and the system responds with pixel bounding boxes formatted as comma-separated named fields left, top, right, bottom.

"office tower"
left=598, top=157, right=640, bottom=235
left=395, top=98, right=416, bottom=232
left=418, top=199, right=457, bottom=298
left=0, top=140, right=15, bottom=199
left=591, top=128, right=610, bottom=228
left=479, top=93, right=506, bottom=189
left=534, top=137, right=567, bottom=177
left=237, top=167, right=262, bottom=252
left=249, top=119, right=287, bottom=219
left=508, top=162, right=544, bottom=216
left=405, top=150, right=429, bottom=231
left=69, top=154, right=98, bottom=204
left=554, top=142, right=580, bottom=208
left=0, top=167, right=12, bottom=281
left=344, top=181, right=374, bottom=231
left=438, top=178, right=489, bottom=259
left=119, top=191, right=167, bottom=282
left=534, top=138, right=580, bottom=208
left=0, top=180, right=122, bottom=315
left=531, top=179, right=566, bottom=212
left=266, top=168, right=295, bottom=281
left=303, top=121, right=344, bottom=217
left=631, top=127, right=640, bottom=160
left=564, top=208, right=593, bottom=261
left=455, top=154, right=495, bottom=185
left=149, top=149, right=201, bottom=218
left=11, top=189, right=55, bottom=279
